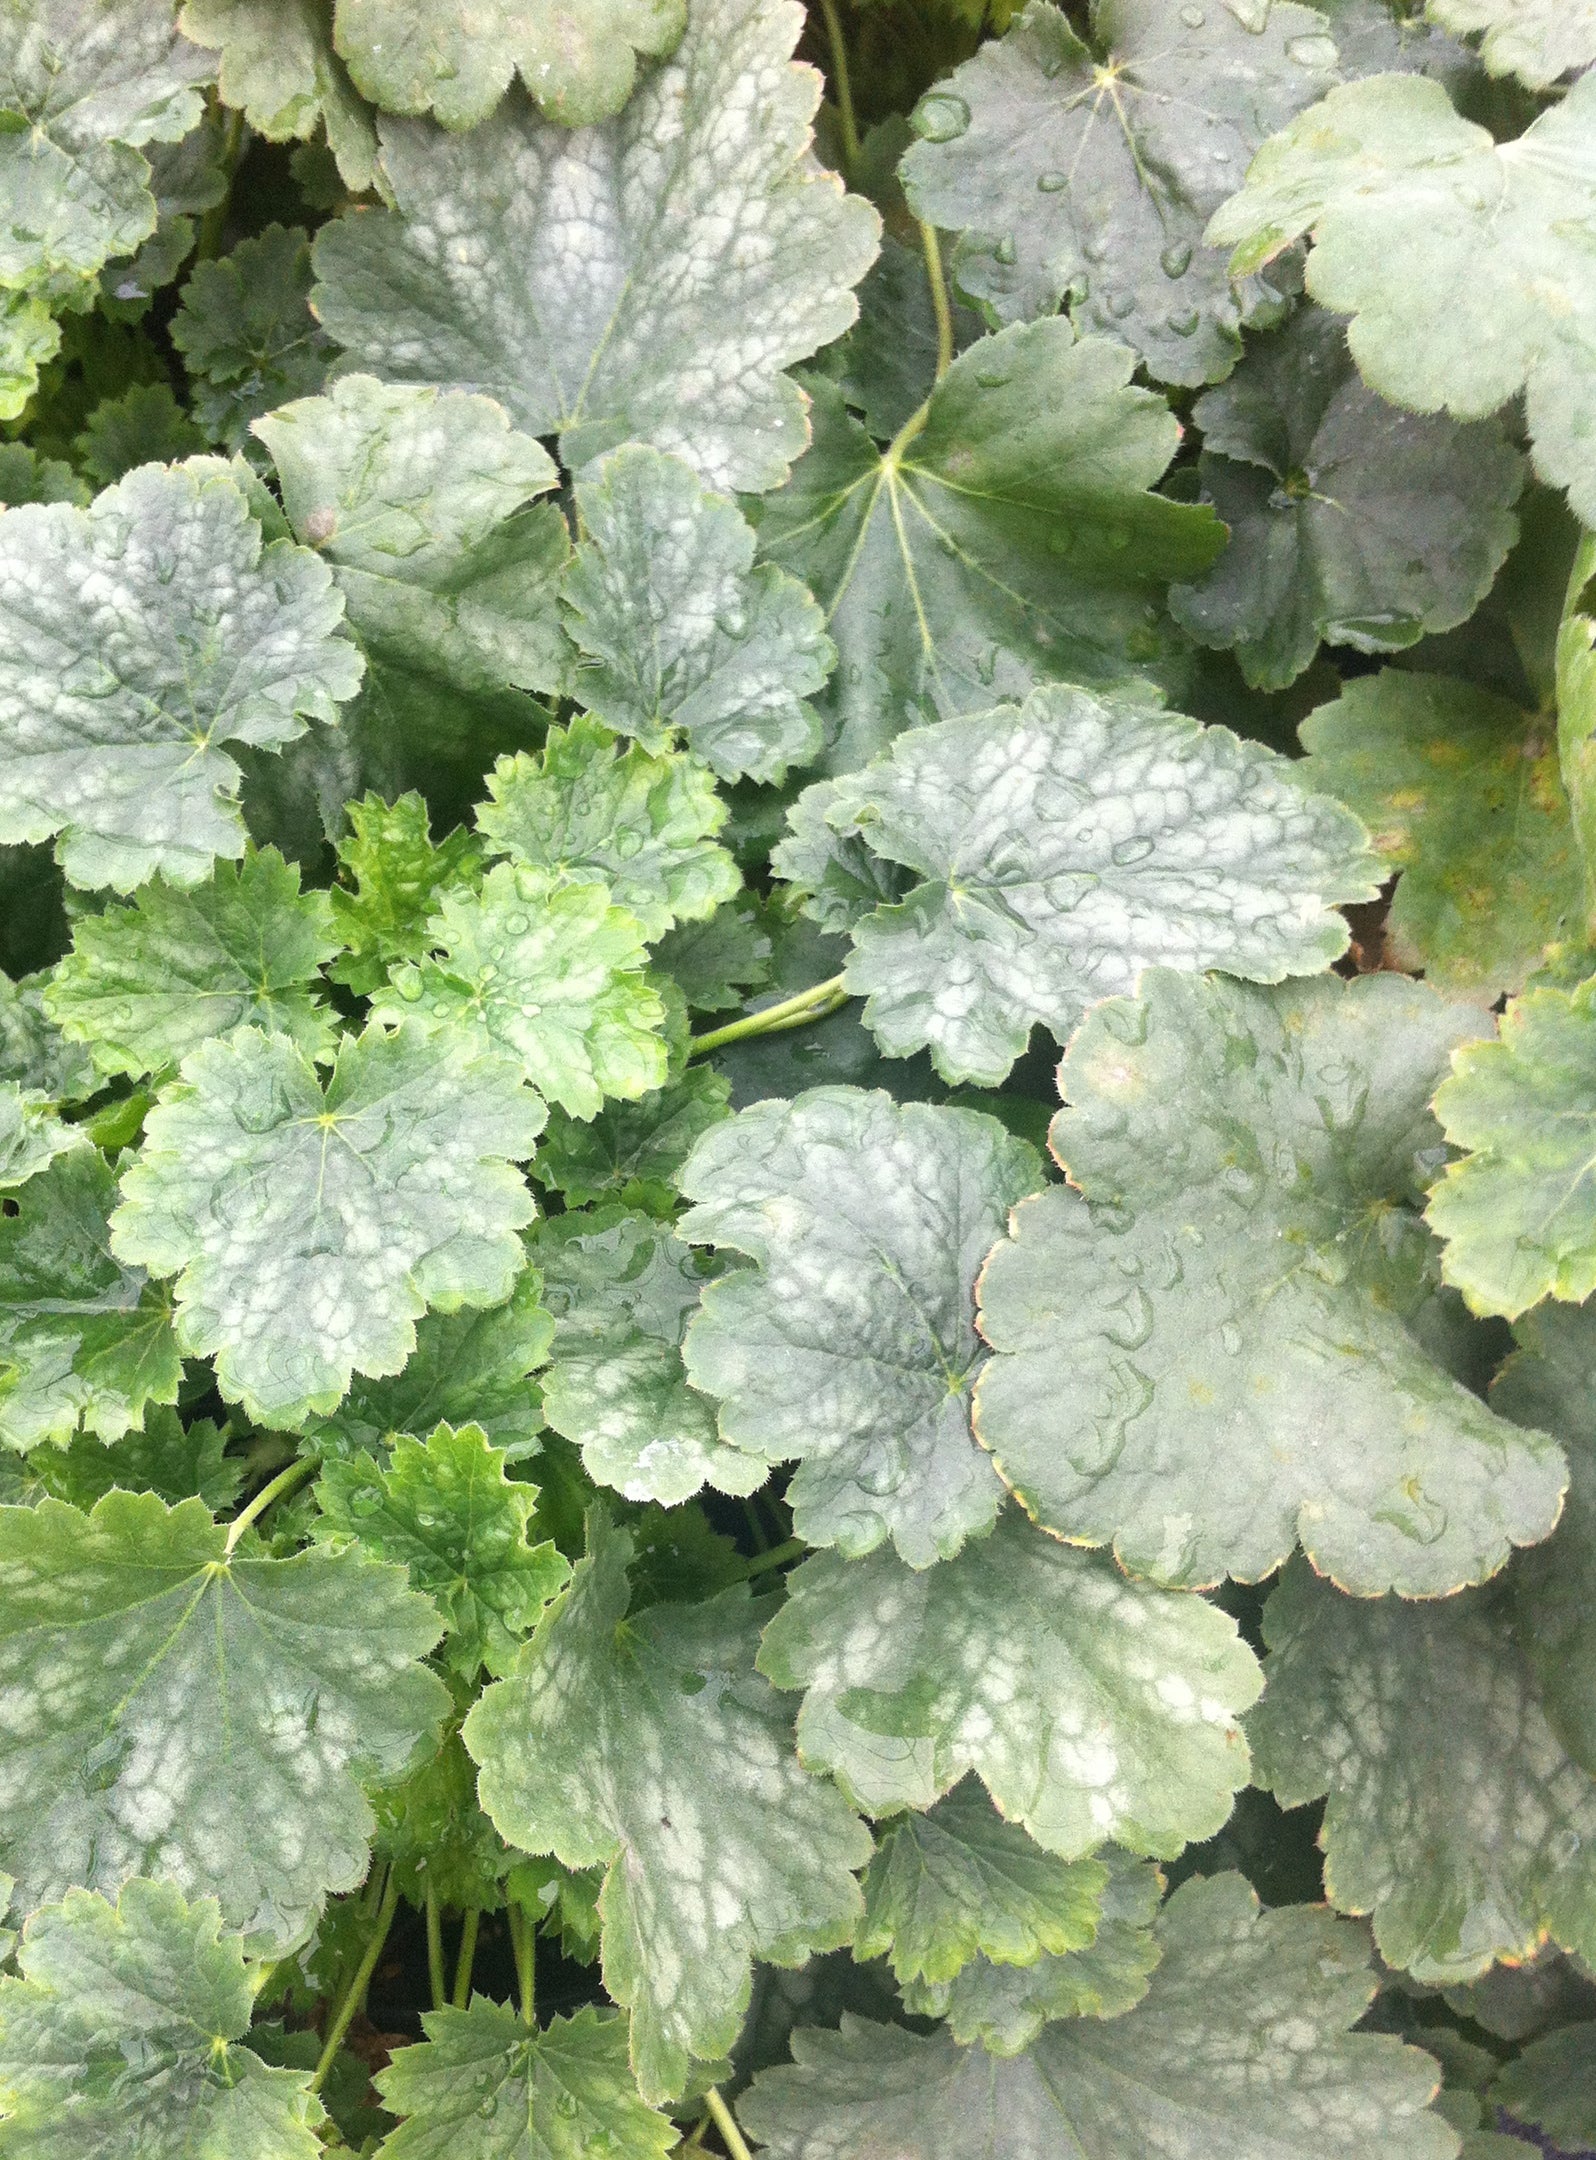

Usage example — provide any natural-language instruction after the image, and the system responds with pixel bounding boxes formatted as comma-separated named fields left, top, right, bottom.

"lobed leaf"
left=178, top=0, right=379, bottom=192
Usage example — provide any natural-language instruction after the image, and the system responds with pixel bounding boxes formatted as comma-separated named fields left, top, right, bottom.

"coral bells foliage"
left=4, top=0, right=1596, bottom=2153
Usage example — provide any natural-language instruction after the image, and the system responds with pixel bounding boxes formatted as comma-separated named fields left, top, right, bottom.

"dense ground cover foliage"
left=0, top=0, right=1594, bottom=2150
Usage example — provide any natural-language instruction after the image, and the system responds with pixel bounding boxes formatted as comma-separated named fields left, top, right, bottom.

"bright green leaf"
left=172, top=225, right=332, bottom=452
left=780, top=686, right=1377, bottom=1087
left=0, top=290, right=60, bottom=425
left=1428, top=0, right=1596, bottom=89
left=1206, top=69, right=1596, bottom=525
left=974, top=969, right=1566, bottom=1596
left=0, top=462, right=363, bottom=892
left=327, top=790, right=484, bottom=998
left=477, top=720, right=740, bottom=940
left=110, top=1021, right=541, bottom=1427
left=310, top=0, right=880, bottom=493
left=45, top=847, right=340, bottom=1081
left=898, top=0, right=1339, bottom=386
left=562, top=445, right=831, bottom=783
left=0, top=1489, right=447, bottom=1945
left=0, top=1877, right=324, bottom=2157
left=178, top=0, right=379, bottom=193
left=334, top=0, right=687, bottom=128
left=741, top=1872, right=1455, bottom=2158
left=758, top=1507, right=1260, bottom=1853
left=1172, top=308, right=1525, bottom=689
left=755, top=327, right=1224, bottom=773
left=465, top=1512, right=871, bottom=2102
left=680, top=1089, right=1042, bottom=1565
left=1299, top=670, right=1580, bottom=999
left=375, top=2000, right=676, bottom=2160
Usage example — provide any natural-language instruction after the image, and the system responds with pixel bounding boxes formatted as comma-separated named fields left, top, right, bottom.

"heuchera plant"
left=0, top=0, right=1594, bottom=2151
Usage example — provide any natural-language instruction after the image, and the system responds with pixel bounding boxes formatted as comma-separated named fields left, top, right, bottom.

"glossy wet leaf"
left=110, top=1021, right=541, bottom=1427
left=974, top=969, right=1566, bottom=1596
left=310, top=0, right=879, bottom=492
left=464, top=1513, right=871, bottom=2102
left=0, top=1490, right=447, bottom=1946
left=679, top=1088, right=1042, bottom=1565
left=326, top=791, right=484, bottom=999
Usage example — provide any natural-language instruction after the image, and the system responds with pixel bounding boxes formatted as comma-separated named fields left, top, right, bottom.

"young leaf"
left=1172, top=308, right=1525, bottom=689
left=761, top=1507, right=1258, bottom=1851
left=178, top=0, right=379, bottom=193
left=741, top=1873, right=1455, bottom=2158
left=0, top=1490, right=448, bottom=1946
left=110, top=1022, right=541, bottom=1427
left=534, top=1066, right=732, bottom=1210
left=898, top=0, right=1340, bottom=386
left=779, top=687, right=1377, bottom=1087
left=562, top=444, right=831, bottom=783
left=375, top=2001, right=676, bottom=2160
left=679, top=1089, right=1042, bottom=1566
left=1248, top=1556, right=1596, bottom=1983
left=0, top=1878, right=324, bottom=2156
left=0, top=463, right=363, bottom=892
left=1427, top=0, right=1596, bottom=89
left=1429, top=982, right=1596, bottom=1319
left=309, top=0, right=880, bottom=492
left=477, top=720, right=741, bottom=940
left=172, top=224, right=332, bottom=451
left=0, top=1082, right=85, bottom=1189
left=326, top=791, right=484, bottom=998
left=974, top=970, right=1566, bottom=1597
left=1206, top=69, right=1596, bottom=524
left=315, top=1422, right=568, bottom=1677
left=253, top=375, right=569, bottom=784
left=0, top=1148, right=181, bottom=1450
left=44, top=847, right=340, bottom=1081
left=306, top=1271, right=553, bottom=1462
left=464, top=1513, right=872, bottom=2103
left=755, top=328, right=1224, bottom=773
left=532, top=1207, right=766, bottom=1506
left=856, top=1781, right=1110, bottom=1987
left=372, top=863, right=667, bottom=1120
left=1299, top=671, right=1580, bottom=999
left=335, top=0, right=688, bottom=128
left=905, top=1848, right=1164, bottom=2049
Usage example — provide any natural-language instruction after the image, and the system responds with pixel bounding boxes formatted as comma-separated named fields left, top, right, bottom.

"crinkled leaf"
left=1429, top=981, right=1596, bottom=1319
left=477, top=720, right=740, bottom=940
left=783, top=685, right=1377, bottom=1087
left=110, top=1021, right=541, bottom=1427
left=0, top=1081, right=84, bottom=1188
left=742, top=1872, right=1454, bottom=2158
left=759, top=1507, right=1260, bottom=1853
left=1429, top=0, right=1596, bottom=89
left=0, top=462, right=363, bottom=892
left=906, top=1849, right=1164, bottom=2050
left=0, top=1878, right=324, bottom=2157
left=310, top=0, right=880, bottom=493
left=562, top=445, right=830, bottom=783
left=1172, top=308, right=1525, bottom=689
left=375, top=2001, right=675, bottom=2160
left=72, top=380, right=205, bottom=484
left=464, top=1513, right=871, bottom=2103
left=315, top=1421, right=567, bottom=1677
left=327, top=791, right=484, bottom=997
left=1249, top=1556, right=1596, bottom=1983
left=680, top=1089, right=1042, bottom=1565
left=0, top=971, right=93, bottom=1101
left=898, top=0, right=1338, bottom=386
left=1207, top=69, right=1596, bottom=525
left=172, top=225, right=332, bottom=451
left=532, top=1207, right=763, bottom=1505
left=1491, top=2022, right=1596, bottom=2151
left=373, top=862, right=667, bottom=1120
left=336, top=0, right=687, bottom=128
left=0, top=1147, right=180, bottom=1450
left=973, top=970, right=1566, bottom=1596
left=857, top=1781, right=1109, bottom=1987
left=254, top=374, right=569, bottom=800
left=1299, top=670, right=1579, bottom=999
left=45, top=847, right=340, bottom=1081
left=178, top=0, right=379, bottom=193
left=307, top=1269, right=553, bottom=1462
left=534, top=1067, right=732, bottom=1210
left=755, top=328, right=1223, bottom=774
left=0, top=1489, right=448, bottom=1946
left=652, top=902, right=772, bottom=1016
